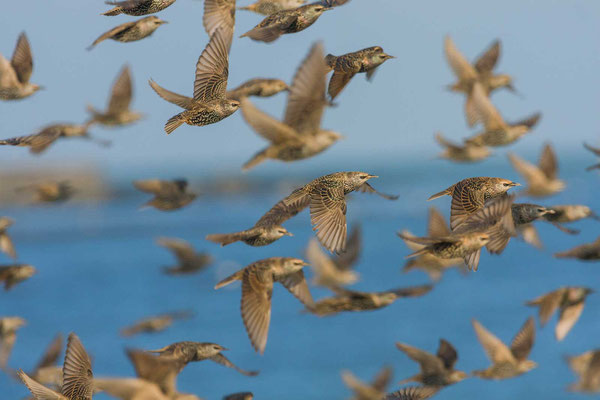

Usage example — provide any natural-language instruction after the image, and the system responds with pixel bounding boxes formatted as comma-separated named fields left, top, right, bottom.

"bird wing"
left=520, top=224, right=543, bottom=249
left=327, top=70, right=355, bottom=101
left=396, top=342, right=445, bottom=375
left=510, top=317, right=535, bottom=361
left=463, top=249, right=481, bottom=271
left=149, top=79, right=195, bottom=109
left=209, top=353, right=259, bottom=376
left=278, top=269, right=314, bottom=307
left=108, top=65, right=133, bottom=113
left=61, top=333, right=93, bottom=400
left=255, top=197, right=310, bottom=227
left=309, top=185, right=348, bottom=254
left=355, top=182, right=399, bottom=200
left=193, top=27, right=231, bottom=102
left=126, top=349, right=180, bottom=396
left=386, top=285, right=433, bottom=298
left=385, top=386, right=439, bottom=400
left=444, top=36, right=478, bottom=81
left=203, top=0, right=236, bottom=45
left=90, top=21, right=137, bottom=48
left=18, top=370, right=67, bottom=400
left=11, top=32, right=33, bottom=84
left=0, top=128, right=61, bottom=153
left=512, top=112, right=541, bottom=129
left=584, top=142, right=600, bottom=156
left=0, top=54, right=20, bottom=87
left=427, top=206, right=451, bottom=237
left=556, top=301, right=584, bottom=341
left=334, top=224, right=361, bottom=270
left=241, top=14, right=296, bottom=43
left=472, top=319, right=516, bottom=364
left=133, top=179, right=184, bottom=197
left=471, top=82, right=506, bottom=131
left=508, top=153, right=546, bottom=186
left=306, top=238, right=339, bottom=282
left=459, top=195, right=515, bottom=254
left=0, top=232, right=16, bottom=259
left=526, top=288, right=563, bottom=326
left=434, top=132, right=462, bottom=152
left=538, top=143, right=559, bottom=180
left=371, top=366, right=393, bottom=392
left=0, top=330, right=16, bottom=368
left=474, top=40, right=501, bottom=73
left=32, top=333, right=63, bottom=376
left=437, top=339, right=459, bottom=370
left=581, top=352, right=600, bottom=388
left=240, top=97, right=300, bottom=144
left=449, top=179, right=485, bottom=230
left=157, top=237, right=196, bottom=264
left=241, top=266, right=273, bottom=355
left=567, top=351, right=595, bottom=377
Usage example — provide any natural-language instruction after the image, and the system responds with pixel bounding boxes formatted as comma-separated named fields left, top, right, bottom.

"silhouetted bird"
left=103, top=0, right=176, bottom=16
left=555, top=237, right=600, bottom=261
left=508, top=143, right=565, bottom=197
left=88, top=16, right=167, bottom=50
left=133, top=179, right=197, bottom=211
left=0, top=32, right=42, bottom=100
left=0, top=264, right=36, bottom=290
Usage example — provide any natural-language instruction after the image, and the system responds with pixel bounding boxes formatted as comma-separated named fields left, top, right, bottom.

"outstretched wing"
left=193, top=28, right=231, bottom=102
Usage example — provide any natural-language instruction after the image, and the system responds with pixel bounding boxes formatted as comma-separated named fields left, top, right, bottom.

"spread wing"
left=11, top=32, right=33, bottom=84
left=61, top=333, right=93, bottom=400
left=472, top=319, right=516, bottom=364
left=0, top=129, right=61, bottom=153
left=209, top=353, right=259, bottom=376
left=327, top=70, right=355, bottom=101
left=278, top=270, right=314, bottom=307
left=526, top=288, right=564, bottom=326
left=472, top=82, right=506, bottom=131
left=437, top=339, right=458, bottom=370
left=309, top=185, right=347, bottom=254
left=149, top=79, right=195, bottom=109
left=556, top=301, right=584, bottom=341
left=428, top=206, right=451, bottom=237
left=203, top=0, right=236, bottom=45
left=449, top=179, right=485, bottom=230
left=510, top=317, right=535, bottom=361
left=240, top=97, right=299, bottom=144
left=193, top=28, right=231, bottom=102
left=126, top=349, right=180, bottom=395
left=444, top=36, right=477, bottom=81
left=89, top=21, right=136, bottom=48
left=539, top=143, right=558, bottom=180
left=108, top=65, right=133, bottom=113
left=335, top=225, right=361, bottom=270
left=508, top=153, right=546, bottom=186
left=255, top=197, right=310, bottom=227
left=474, top=40, right=500, bottom=73
left=241, top=266, right=273, bottom=355
left=32, top=333, right=63, bottom=376
left=18, top=370, right=67, bottom=400
left=396, top=342, right=445, bottom=375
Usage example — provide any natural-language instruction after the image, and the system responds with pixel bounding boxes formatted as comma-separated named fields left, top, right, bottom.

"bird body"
left=566, top=350, right=600, bottom=392
left=555, top=237, right=600, bottom=261
left=509, top=143, right=565, bottom=197
left=0, top=123, right=100, bottom=154
left=133, top=179, right=197, bottom=211
left=157, top=237, right=212, bottom=274
left=0, top=33, right=41, bottom=100
left=88, top=16, right=167, bottom=49
left=434, top=133, right=491, bottom=162
left=120, top=311, right=193, bottom=337
left=103, top=0, right=176, bottom=16
left=545, top=205, right=599, bottom=224
left=0, top=264, right=36, bottom=290
left=239, top=0, right=306, bottom=15
left=226, top=78, right=288, bottom=100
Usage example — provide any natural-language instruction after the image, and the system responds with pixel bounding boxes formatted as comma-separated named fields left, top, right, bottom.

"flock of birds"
left=1, top=0, right=600, bottom=399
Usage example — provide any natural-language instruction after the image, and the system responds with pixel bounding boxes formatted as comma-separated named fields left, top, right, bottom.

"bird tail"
left=214, top=269, right=244, bottom=289
left=324, top=54, right=337, bottom=71
left=205, top=232, right=243, bottom=246
left=242, top=150, right=268, bottom=171
left=404, top=248, right=429, bottom=259
left=165, top=113, right=185, bottom=134
left=427, top=185, right=453, bottom=201
left=102, top=6, right=123, bottom=16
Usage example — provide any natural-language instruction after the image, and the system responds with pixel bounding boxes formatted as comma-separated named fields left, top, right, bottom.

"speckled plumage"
left=102, top=0, right=176, bottom=16
left=88, top=16, right=167, bottom=50
left=239, top=0, right=306, bottom=15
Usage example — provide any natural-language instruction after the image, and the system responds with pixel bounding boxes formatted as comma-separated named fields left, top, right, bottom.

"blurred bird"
left=88, top=16, right=167, bottom=50
left=18, top=181, right=74, bottom=203
left=87, top=65, right=143, bottom=127
left=224, top=392, right=254, bottom=400
left=306, top=225, right=361, bottom=288
left=510, top=203, right=555, bottom=249
left=434, top=132, right=491, bottom=163
left=544, top=205, right=600, bottom=233
left=472, top=318, right=537, bottom=379
left=584, top=143, right=600, bottom=171
left=215, top=257, right=313, bottom=354
left=157, top=237, right=212, bottom=275
left=103, top=0, right=176, bottom=16
left=325, top=46, right=394, bottom=100
left=18, top=333, right=94, bottom=400
left=133, top=179, right=197, bottom=211
left=306, top=285, right=432, bottom=316
left=0, top=32, right=42, bottom=100
left=149, top=28, right=239, bottom=133
left=566, top=350, right=600, bottom=393
left=93, top=377, right=169, bottom=400
left=508, top=143, right=565, bottom=197
left=239, top=43, right=343, bottom=170
left=400, top=207, right=466, bottom=281
left=226, top=78, right=288, bottom=100
left=22, top=333, right=63, bottom=386
left=0, top=317, right=25, bottom=370
left=240, top=3, right=331, bottom=43
left=342, top=366, right=392, bottom=400
left=527, top=287, right=593, bottom=341
left=239, top=0, right=305, bottom=15
left=0, top=264, right=36, bottom=290
left=120, top=311, right=194, bottom=337
left=395, top=339, right=468, bottom=387
left=203, top=0, right=236, bottom=44
left=555, top=237, right=600, bottom=261
left=0, top=218, right=17, bottom=260
left=384, top=386, right=439, bottom=400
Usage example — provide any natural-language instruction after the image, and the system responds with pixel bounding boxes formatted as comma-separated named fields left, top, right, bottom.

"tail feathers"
left=215, top=270, right=244, bottom=289
left=102, top=6, right=123, bottom=16
left=405, top=248, right=430, bottom=259
left=427, top=186, right=453, bottom=201
left=242, top=150, right=268, bottom=171
left=205, top=232, right=244, bottom=246
left=165, top=114, right=185, bottom=134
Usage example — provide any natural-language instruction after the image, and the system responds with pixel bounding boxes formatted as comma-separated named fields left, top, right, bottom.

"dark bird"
left=472, top=318, right=536, bottom=379
left=342, top=366, right=392, bottom=400
left=434, top=132, right=491, bottom=163
left=0, top=218, right=17, bottom=260
left=555, top=237, right=600, bottom=261
left=508, top=143, right=565, bottom=197
left=0, top=264, right=36, bottom=290
left=215, top=257, right=313, bottom=354
left=226, top=78, right=288, bottom=100
left=325, top=46, right=394, bottom=100
left=239, top=42, right=342, bottom=170
left=203, top=0, right=236, bottom=43
left=0, top=32, right=42, bottom=100
left=396, top=339, right=468, bottom=387
left=18, top=181, right=74, bottom=203
left=120, top=311, right=194, bottom=337
left=103, top=0, right=176, bottom=16
left=157, top=237, right=212, bottom=275
left=584, top=143, right=600, bottom=171
left=88, top=16, right=167, bottom=50
left=240, top=3, right=331, bottom=43
left=224, top=392, right=254, bottom=400
left=384, top=386, right=439, bottom=400
left=18, top=333, right=94, bottom=400
left=0, top=317, right=26, bottom=370
left=527, top=287, right=593, bottom=341
left=133, top=179, right=197, bottom=211
left=149, top=28, right=239, bottom=133
left=510, top=203, right=556, bottom=248
left=566, top=350, right=600, bottom=393
left=239, top=0, right=305, bottom=15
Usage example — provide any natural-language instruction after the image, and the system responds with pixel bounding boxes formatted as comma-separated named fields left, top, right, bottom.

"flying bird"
left=510, top=203, right=556, bottom=248
left=226, top=78, right=288, bottom=100
left=157, top=237, right=212, bottom=275
left=120, top=311, right=194, bottom=337
left=21, top=333, right=63, bottom=386
left=584, top=143, right=600, bottom=171
left=0, top=264, right=36, bottom=290
left=88, top=16, right=167, bottom=50
left=0, top=317, right=26, bottom=370
left=203, top=0, right=236, bottom=44
left=566, top=350, right=600, bottom=393
left=103, top=0, right=176, bottom=16
left=0, top=218, right=17, bottom=260
left=342, top=366, right=392, bottom=400
left=93, top=377, right=169, bottom=400
left=434, top=132, right=491, bottom=163
left=238, top=0, right=306, bottom=15
left=18, top=181, right=74, bottom=203
left=0, top=32, right=42, bottom=100
left=133, top=179, right=197, bottom=211
left=384, top=386, right=439, bottom=400
left=544, top=204, right=600, bottom=233
left=555, top=236, right=600, bottom=261
left=508, top=143, right=565, bottom=197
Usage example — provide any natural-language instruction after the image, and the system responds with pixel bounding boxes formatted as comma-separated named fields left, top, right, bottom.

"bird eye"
left=213, top=346, right=220, bottom=350
left=537, top=208, right=545, bottom=213
left=503, top=183, right=510, bottom=187
left=360, top=175, right=368, bottom=179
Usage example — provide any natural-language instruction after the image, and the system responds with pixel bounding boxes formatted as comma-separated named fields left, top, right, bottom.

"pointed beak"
left=383, top=53, right=396, bottom=59
left=285, top=231, right=294, bottom=237
left=221, top=347, right=229, bottom=351
left=301, top=261, right=310, bottom=266
left=510, top=182, right=521, bottom=187
left=367, top=174, right=379, bottom=179
left=322, top=7, right=333, bottom=11
left=160, top=20, right=168, bottom=24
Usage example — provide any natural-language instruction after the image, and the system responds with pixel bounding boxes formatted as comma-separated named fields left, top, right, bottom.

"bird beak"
left=544, top=209, right=556, bottom=215
left=322, top=7, right=333, bottom=11
left=160, top=20, right=169, bottom=24
left=383, top=53, right=396, bottom=59
left=510, top=182, right=521, bottom=187
left=367, top=174, right=379, bottom=179
left=301, top=261, right=310, bottom=266
left=221, top=347, right=229, bottom=351
left=285, top=232, right=294, bottom=237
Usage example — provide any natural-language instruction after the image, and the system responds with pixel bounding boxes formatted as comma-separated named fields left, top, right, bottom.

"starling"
left=88, top=16, right=167, bottom=50
left=238, top=0, right=306, bottom=15
left=401, top=207, right=466, bottom=281
left=510, top=203, right=556, bottom=248
left=120, top=310, right=194, bottom=337
left=18, top=181, right=74, bottom=203
left=87, top=65, right=143, bottom=127
left=133, top=179, right=197, bottom=211
left=18, top=333, right=94, bottom=400
left=224, top=392, right=254, bottom=400
left=508, top=143, right=565, bottom=197
left=93, top=377, right=168, bottom=400
left=306, top=225, right=361, bottom=289
left=0, top=32, right=42, bottom=101
left=584, top=142, right=600, bottom=171
left=157, top=237, right=212, bottom=275
left=526, top=287, right=593, bottom=341
left=555, top=236, right=600, bottom=261
left=396, top=339, right=468, bottom=387
left=325, top=46, right=394, bottom=100
left=342, top=366, right=392, bottom=400
left=239, top=42, right=343, bottom=170
left=0, top=264, right=36, bottom=290
left=465, top=84, right=540, bottom=147
left=0, top=217, right=17, bottom=260
left=103, top=0, right=176, bottom=16
left=444, top=37, right=514, bottom=127
left=427, top=176, right=519, bottom=230
left=566, top=350, right=600, bottom=393
left=306, top=285, right=432, bottom=316
left=384, top=386, right=439, bottom=400
left=215, top=257, right=313, bottom=354
left=203, top=0, right=236, bottom=44
left=0, top=317, right=25, bottom=370
left=472, top=317, right=537, bottom=380
left=149, top=28, right=239, bottom=133
left=240, top=3, right=331, bottom=43
left=434, top=132, right=491, bottom=163
left=226, top=78, right=288, bottom=100
left=544, top=204, right=599, bottom=228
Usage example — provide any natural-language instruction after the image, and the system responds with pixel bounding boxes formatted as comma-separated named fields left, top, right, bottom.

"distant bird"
left=18, top=181, right=74, bottom=203
left=584, top=143, right=600, bottom=171
left=395, top=339, right=468, bottom=387
left=239, top=0, right=306, bottom=15
left=566, top=350, right=600, bottom=393
left=157, top=237, right=212, bottom=275
left=240, top=3, right=331, bottom=43
left=508, top=143, right=565, bottom=197
left=306, top=285, right=432, bottom=316
left=103, top=0, right=176, bottom=16
left=0, top=316, right=25, bottom=370
left=342, top=366, right=392, bottom=400
left=0, top=32, right=42, bottom=100
left=427, top=176, right=519, bottom=230
left=434, top=132, right=491, bottom=163
left=510, top=203, right=556, bottom=249
left=215, top=257, right=313, bottom=354
left=0, top=218, right=17, bottom=260
left=120, top=311, right=194, bottom=337
left=472, top=318, right=537, bottom=380
left=465, top=84, right=540, bottom=147
left=306, top=225, right=361, bottom=288
left=0, top=264, right=36, bottom=290
left=203, top=0, right=236, bottom=43
left=18, top=333, right=94, bottom=400
left=444, top=37, right=514, bottom=127
left=400, top=207, right=466, bottom=281
left=226, top=78, right=288, bottom=100
left=149, top=28, right=239, bottom=133
left=555, top=236, right=600, bottom=261
left=384, top=386, right=439, bottom=400
left=527, top=287, right=593, bottom=341
left=93, top=377, right=169, bottom=400
left=544, top=205, right=600, bottom=232
left=224, top=392, right=254, bottom=400
left=88, top=16, right=167, bottom=50
left=133, top=179, right=197, bottom=211
left=239, top=42, right=343, bottom=170
left=325, top=46, right=394, bottom=100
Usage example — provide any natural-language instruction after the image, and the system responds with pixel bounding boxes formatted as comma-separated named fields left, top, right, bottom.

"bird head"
left=489, top=74, right=514, bottom=92
left=493, top=179, right=520, bottom=194
left=283, top=258, right=309, bottom=273
left=302, top=4, right=332, bottom=17
left=273, top=226, right=293, bottom=238
left=348, top=172, right=378, bottom=186
left=519, top=360, right=538, bottom=372
left=225, top=99, right=241, bottom=113
left=148, top=16, right=168, bottom=25
left=449, top=370, right=469, bottom=383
